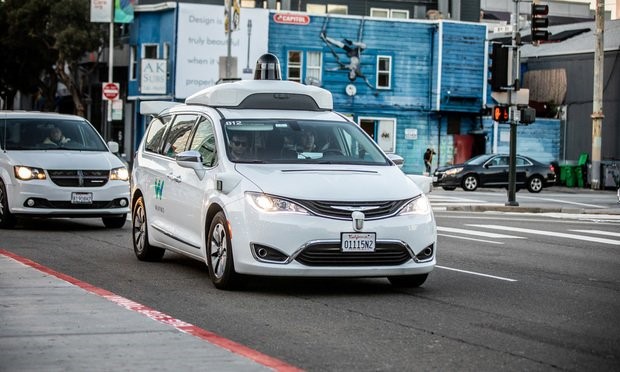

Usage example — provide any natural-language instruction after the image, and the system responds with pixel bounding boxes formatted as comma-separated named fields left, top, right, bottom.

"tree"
left=0, top=0, right=104, bottom=117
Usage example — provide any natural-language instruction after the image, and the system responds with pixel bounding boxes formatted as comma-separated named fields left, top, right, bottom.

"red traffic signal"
left=492, top=106, right=509, bottom=123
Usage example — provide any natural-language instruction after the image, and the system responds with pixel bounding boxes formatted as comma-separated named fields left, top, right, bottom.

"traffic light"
left=492, top=105, right=509, bottom=123
left=531, top=3, right=550, bottom=42
left=489, top=43, right=510, bottom=92
left=519, top=107, right=536, bottom=124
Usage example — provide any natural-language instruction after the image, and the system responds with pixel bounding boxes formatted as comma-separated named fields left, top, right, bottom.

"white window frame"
left=142, top=43, right=159, bottom=59
left=370, top=8, right=389, bottom=18
left=305, top=51, right=322, bottom=85
left=391, top=9, right=409, bottom=19
left=287, top=50, right=302, bottom=83
left=376, top=55, right=392, bottom=89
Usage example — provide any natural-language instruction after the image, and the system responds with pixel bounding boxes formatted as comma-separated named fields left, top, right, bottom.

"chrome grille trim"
left=293, top=198, right=416, bottom=220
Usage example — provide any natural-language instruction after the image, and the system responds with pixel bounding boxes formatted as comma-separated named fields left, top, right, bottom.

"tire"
left=462, top=174, right=479, bottom=191
left=0, top=180, right=17, bottom=229
left=102, top=214, right=127, bottom=229
left=132, top=197, right=165, bottom=261
left=442, top=186, right=457, bottom=191
left=207, top=211, right=242, bottom=290
left=388, top=273, right=428, bottom=288
left=527, top=175, right=543, bottom=193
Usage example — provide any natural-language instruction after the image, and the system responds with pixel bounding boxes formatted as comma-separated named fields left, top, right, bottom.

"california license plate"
left=71, top=192, right=93, bottom=204
left=341, top=233, right=376, bottom=252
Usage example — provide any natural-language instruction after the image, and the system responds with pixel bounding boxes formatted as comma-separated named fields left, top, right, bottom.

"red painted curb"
left=0, top=249, right=303, bottom=372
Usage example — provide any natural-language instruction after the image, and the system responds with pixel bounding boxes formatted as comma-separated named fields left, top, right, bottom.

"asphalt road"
left=1, top=199, right=619, bottom=371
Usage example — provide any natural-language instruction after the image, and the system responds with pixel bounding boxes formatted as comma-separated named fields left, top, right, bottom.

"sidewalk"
left=0, top=250, right=299, bottom=372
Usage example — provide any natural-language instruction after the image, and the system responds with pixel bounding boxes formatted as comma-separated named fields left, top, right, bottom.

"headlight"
left=110, top=167, right=129, bottom=181
left=246, top=192, right=309, bottom=214
left=14, top=166, right=46, bottom=180
left=445, top=167, right=464, bottom=176
left=399, top=194, right=431, bottom=215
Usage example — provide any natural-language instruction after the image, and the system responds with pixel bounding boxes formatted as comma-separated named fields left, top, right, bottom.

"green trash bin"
left=560, top=165, right=576, bottom=187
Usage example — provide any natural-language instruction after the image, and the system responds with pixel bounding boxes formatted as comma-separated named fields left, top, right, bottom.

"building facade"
left=128, top=3, right=561, bottom=174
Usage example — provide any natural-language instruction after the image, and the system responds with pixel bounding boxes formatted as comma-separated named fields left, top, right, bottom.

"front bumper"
left=228, top=205, right=437, bottom=277
left=6, top=179, right=130, bottom=217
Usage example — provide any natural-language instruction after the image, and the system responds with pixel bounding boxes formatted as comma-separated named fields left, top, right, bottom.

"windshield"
left=0, top=118, right=108, bottom=151
left=465, top=154, right=493, bottom=165
left=222, top=119, right=390, bottom=165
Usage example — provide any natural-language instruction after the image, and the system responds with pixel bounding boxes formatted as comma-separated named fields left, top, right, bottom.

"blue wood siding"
left=438, top=22, right=487, bottom=112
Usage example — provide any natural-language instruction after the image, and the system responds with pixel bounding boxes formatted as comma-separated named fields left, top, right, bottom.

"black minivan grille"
left=48, top=170, right=109, bottom=187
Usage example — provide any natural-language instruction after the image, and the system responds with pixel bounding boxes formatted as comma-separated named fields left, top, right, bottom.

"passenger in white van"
left=43, top=127, right=69, bottom=146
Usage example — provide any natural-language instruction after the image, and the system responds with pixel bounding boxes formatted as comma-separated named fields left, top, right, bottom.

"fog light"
left=27, top=199, right=35, bottom=207
left=119, top=198, right=128, bottom=207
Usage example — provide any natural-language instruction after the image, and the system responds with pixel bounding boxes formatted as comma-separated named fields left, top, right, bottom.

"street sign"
left=102, top=82, right=120, bottom=101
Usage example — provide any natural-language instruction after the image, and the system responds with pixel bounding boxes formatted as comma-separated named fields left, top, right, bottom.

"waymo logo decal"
left=154, top=179, right=164, bottom=200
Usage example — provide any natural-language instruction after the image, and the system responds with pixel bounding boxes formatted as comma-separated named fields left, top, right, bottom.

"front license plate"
left=71, top=192, right=93, bottom=204
left=341, top=233, right=376, bottom=252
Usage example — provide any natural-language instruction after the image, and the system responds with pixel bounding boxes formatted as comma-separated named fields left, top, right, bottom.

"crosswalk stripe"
left=569, top=230, right=620, bottom=238
left=467, top=225, right=620, bottom=246
left=438, top=226, right=525, bottom=239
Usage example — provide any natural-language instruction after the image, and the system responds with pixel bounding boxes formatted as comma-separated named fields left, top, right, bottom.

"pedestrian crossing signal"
left=493, top=106, right=509, bottom=123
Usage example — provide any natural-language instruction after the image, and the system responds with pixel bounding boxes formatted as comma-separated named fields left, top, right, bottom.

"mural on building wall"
left=320, top=17, right=374, bottom=90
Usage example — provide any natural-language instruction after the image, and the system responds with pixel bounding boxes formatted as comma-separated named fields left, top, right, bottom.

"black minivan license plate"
left=341, top=232, right=376, bottom=252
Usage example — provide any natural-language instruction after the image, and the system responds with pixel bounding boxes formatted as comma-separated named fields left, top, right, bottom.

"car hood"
left=6, top=150, right=124, bottom=170
left=436, top=162, right=469, bottom=172
left=236, top=164, right=421, bottom=201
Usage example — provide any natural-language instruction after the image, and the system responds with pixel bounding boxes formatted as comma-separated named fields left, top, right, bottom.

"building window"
left=370, top=8, right=408, bottom=19
left=307, top=4, right=347, bottom=14
left=391, top=9, right=409, bottom=19
left=130, top=45, right=137, bottom=81
left=370, top=8, right=389, bottom=18
left=376, top=56, right=392, bottom=89
left=306, top=51, right=322, bottom=85
left=287, top=51, right=302, bottom=83
left=142, top=44, right=159, bottom=59
left=163, top=43, right=170, bottom=59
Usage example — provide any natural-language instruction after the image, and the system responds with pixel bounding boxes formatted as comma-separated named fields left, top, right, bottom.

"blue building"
left=128, top=3, right=560, bottom=174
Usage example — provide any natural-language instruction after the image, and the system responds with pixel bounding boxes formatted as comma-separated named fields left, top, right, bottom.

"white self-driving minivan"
left=131, top=54, right=436, bottom=290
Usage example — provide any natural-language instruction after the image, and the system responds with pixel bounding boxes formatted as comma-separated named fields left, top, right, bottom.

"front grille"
left=295, top=199, right=411, bottom=220
left=295, top=242, right=412, bottom=266
left=48, top=170, right=109, bottom=187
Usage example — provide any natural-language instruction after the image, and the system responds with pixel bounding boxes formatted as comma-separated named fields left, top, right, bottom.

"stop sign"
left=102, top=82, right=119, bottom=100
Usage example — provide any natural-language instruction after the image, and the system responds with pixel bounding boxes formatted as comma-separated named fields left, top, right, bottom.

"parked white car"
left=131, top=55, right=436, bottom=290
left=0, top=111, right=130, bottom=228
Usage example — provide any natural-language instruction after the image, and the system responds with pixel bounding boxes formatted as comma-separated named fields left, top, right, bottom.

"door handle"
left=166, top=173, right=182, bottom=183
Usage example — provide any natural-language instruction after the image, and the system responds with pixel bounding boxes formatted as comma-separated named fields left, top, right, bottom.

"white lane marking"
left=438, top=226, right=525, bottom=239
left=517, top=195, right=605, bottom=209
left=467, top=224, right=620, bottom=246
left=436, top=265, right=517, bottom=282
left=438, top=233, right=504, bottom=245
left=569, top=229, right=620, bottom=238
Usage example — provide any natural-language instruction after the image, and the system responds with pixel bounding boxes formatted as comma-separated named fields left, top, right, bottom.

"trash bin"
left=560, top=164, right=577, bottom=187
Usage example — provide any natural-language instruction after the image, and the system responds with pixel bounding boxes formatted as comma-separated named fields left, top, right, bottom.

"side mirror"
left=387, top=153, right=404, bottom=168
left=107, top=141, right=119, bottom=153
left=176, top=150, right=203, bottom=170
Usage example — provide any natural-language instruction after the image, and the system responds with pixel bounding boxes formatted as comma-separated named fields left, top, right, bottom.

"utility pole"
left=505, top=0, right=520, bottom=206
left=226, top=0, right=233, bottom=79
left=591, top=0, right=605, bottom=189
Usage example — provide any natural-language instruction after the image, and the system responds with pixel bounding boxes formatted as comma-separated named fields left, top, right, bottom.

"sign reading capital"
left=273, top=13, right=310, bottom=25
left=102, top=82, right=120, bottom=101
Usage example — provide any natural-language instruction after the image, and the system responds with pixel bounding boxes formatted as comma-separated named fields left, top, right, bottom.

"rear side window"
left=144, top=115, right=172, bottom=153
left=161, top=114, right=198, bottom=158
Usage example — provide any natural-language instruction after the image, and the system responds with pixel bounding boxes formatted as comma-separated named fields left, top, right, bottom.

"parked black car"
left=432, top=154, right=556, bottom=193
